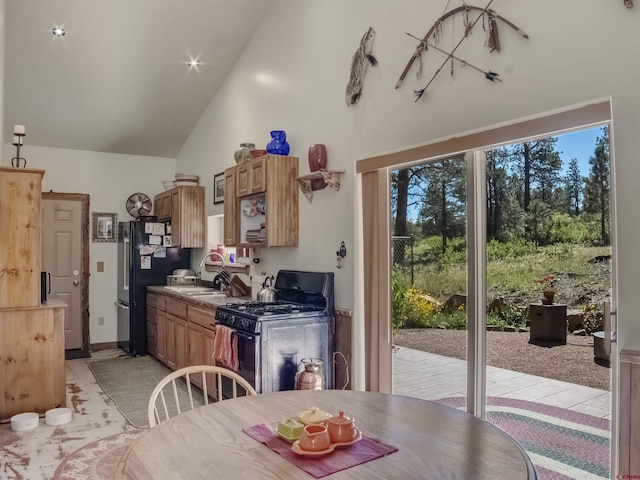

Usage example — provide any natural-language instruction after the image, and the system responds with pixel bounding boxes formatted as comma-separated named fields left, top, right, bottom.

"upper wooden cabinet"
left=223, top=155, right=298, bottom=248
left=223, top=169, right=237, bottom=246
left=236, top=158, right=267, bottom=196
left=154, top=186, right=204, bottom=248
left=0, top=167, right=45, bottom=308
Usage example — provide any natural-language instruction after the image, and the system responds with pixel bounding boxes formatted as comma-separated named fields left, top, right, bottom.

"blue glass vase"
left=266, top=130, right=290, bottom=155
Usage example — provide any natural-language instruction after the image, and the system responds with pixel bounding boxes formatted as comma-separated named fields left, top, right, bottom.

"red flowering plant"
left=540, top=275, right=557, bottom=292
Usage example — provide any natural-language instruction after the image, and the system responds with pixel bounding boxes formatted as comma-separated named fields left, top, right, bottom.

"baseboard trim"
left=90, top=341, right=118, bottom=352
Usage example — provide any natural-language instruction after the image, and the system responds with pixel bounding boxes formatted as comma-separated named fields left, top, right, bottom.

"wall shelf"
left=296, top=169, right=345, bottom=202
left=204, top=261, right=250, bottom=274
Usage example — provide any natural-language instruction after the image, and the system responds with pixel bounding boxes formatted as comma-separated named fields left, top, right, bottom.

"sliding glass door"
left=387, top=122, right=614, bottom=478
left=391, top=156, right=469, bottom=406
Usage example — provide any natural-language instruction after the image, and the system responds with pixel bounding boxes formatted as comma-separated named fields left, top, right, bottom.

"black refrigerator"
left=116, top=221, right=191, bottom=355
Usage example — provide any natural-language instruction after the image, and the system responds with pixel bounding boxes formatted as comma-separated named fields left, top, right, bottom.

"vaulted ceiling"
left=3, top=0, right=274, bottom=158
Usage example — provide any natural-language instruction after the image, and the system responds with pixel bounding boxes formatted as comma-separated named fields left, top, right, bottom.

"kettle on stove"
left=257, top=276, right=278, bottom=302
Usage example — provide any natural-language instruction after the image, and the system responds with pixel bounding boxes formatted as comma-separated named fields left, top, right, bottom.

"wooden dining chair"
left=147, top=365, right=257, bottom=428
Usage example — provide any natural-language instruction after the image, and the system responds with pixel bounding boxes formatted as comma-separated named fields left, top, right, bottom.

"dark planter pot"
left=593, top=331, right=611, bottom=367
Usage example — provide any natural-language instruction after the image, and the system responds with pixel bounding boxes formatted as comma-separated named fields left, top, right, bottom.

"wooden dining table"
left=121, top=390, right=536, bottom=479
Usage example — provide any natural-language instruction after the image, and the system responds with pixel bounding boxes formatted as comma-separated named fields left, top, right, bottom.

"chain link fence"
left=392, top=236, right=414, bottom=285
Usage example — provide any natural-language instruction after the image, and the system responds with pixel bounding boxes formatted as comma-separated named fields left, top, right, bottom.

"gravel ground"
left=392, top=329, right=611, bottom=391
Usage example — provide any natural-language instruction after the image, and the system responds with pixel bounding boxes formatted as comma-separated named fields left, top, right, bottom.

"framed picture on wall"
left=92, top=212, right=117, bottom=242
left=214, top=172, right=225, bottom=204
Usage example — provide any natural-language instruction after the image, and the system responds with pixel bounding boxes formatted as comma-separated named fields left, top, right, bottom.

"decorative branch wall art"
left=345, top=27, right=378, bottom=106
left=405, top=32, right=501, bottom=84
left=396, top=1, right=529, bottom=102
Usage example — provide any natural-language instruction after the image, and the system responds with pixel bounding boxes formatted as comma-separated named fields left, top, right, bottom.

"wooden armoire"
left=0, top=166, right=67, bottom=421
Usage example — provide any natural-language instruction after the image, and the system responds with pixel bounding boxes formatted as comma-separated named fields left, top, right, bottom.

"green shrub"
left=392, top=277, right=441, bottom=329
left=486, top=304, right=527, bottom=329
left=487, top=238, right=537, bottom=261
left=428, top=309, right=467, bottom=330
left=582, top=304, right=603, bottom=335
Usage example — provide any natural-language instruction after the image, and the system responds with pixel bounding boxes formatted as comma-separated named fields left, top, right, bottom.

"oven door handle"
left=232, top=330, right=256, bottom=341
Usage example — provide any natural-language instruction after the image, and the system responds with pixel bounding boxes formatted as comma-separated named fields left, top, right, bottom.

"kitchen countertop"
left=147, top=285, right=251, bottom=309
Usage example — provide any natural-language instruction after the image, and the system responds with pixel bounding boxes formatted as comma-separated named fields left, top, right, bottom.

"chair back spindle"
left=148, top=365, right=257, bottom=428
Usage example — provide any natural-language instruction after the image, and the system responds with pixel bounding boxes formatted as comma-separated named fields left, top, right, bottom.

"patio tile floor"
left=392, top=346, right=611, bottom=419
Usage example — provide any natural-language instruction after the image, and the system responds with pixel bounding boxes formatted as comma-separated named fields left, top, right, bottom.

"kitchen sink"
left=191, top=293, right=229, bottom=302
left=164, top=286, right=220, bottom=295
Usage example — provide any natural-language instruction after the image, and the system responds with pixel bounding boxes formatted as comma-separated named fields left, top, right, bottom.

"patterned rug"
left=435, top=396, right=610, bottom=480
left=52, top=430, right=144, bottom=480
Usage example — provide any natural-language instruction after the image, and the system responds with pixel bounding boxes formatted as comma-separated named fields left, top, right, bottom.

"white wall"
left=1, top=0, right=637, bottom=353
left=176, top=0, right=640, bottom=351
left=2, top=143, right=175, bottom=343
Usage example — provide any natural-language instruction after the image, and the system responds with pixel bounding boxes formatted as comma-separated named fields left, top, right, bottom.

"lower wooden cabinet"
left=150, top=292, right=217, bottom=397
left=0, top=303, right=66, bottom=421
left=174, top=316, right=187, bottom=370
left=187, top=321, right=217, bottom=398
left=156, top=309, right=166, bottom=363
left=147, top=296, right=158, bottom=357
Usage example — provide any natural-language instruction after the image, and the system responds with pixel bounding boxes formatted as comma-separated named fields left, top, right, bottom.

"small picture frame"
left=92, top=212, right=117, bottom=242
left=214, top=172, right=225, bottom=204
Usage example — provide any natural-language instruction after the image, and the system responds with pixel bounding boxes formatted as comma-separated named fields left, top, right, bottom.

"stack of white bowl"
left=174, top=173, right=199, bottom=187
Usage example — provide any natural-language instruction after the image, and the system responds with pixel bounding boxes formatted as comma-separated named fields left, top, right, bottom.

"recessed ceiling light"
left=52, top=27, right=65, bottom=37
left=187, top=59, right=200, bottom=68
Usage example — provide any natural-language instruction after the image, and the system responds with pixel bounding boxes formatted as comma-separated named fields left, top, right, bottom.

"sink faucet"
left=199, top=251, right=225, bottom=268
left=199, top=251, right=229, bottom=293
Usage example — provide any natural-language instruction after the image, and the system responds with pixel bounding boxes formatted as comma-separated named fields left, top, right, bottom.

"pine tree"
left=583, top=127, right=610, bottom=244
left=565, top=158, right=583, bottom=216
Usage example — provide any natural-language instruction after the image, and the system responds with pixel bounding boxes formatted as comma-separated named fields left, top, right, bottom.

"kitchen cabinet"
left=0, top=167, right=45, bottom=307
left=224, top=155, right=298, bottom=248
left=147, top=297, right=157, bottom=357
left=174, top=316, right=188, bottom=370
left=149, top=290, right=222, bottom=397
left=0, top=167, right=66, bottom=421
left=165, top=297, right=188, bottom=370
left=236, top=158, right=266, bottom=196
left=187, top=319, right=217, bottom=398
left=0, top=302, right=66, bottom=421
left=164, top=313, right=177, bottom=369
left=154, top=191, right=170, bottom=221
left=153, top=186, right=205, bottom=248
left=223, top=169, right=237, bottom=246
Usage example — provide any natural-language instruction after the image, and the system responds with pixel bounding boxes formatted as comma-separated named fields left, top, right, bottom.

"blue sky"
left=555, top=126, right=605, bottom=176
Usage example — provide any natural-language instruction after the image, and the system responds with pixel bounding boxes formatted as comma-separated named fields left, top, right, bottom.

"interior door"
left=42, top=196, right=85, bottom=351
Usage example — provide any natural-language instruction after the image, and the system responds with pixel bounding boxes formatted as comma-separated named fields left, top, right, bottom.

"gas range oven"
left=215, top=270, right=335, bottom=394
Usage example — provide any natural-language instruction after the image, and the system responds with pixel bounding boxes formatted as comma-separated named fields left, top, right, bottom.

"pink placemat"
left=243, top=424, right=398, bottom=478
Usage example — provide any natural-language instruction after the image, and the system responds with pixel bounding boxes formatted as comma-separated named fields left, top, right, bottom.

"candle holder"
left=11, top=133, right=26, bottom=168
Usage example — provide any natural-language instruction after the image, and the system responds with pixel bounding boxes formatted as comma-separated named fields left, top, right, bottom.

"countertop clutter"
left=147, top=285, right=251, bottom=308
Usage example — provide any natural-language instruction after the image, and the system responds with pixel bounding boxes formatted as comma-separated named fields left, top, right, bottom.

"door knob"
left=73, top=280, right=80, bottom=286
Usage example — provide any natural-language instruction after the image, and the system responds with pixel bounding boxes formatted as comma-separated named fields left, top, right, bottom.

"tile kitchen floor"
left=0, top=347, right=611, bottom=479
left=0, top=349, right=136, bottom=480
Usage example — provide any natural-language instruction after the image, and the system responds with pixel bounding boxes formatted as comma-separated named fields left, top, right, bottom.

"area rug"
left=88, top=356, right=202, bottom=428
left=52, top=430, right=144, bottom=480
left=435, top=396, right=610, bottom=480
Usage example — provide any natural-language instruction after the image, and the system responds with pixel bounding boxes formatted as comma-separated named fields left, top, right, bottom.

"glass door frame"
left=356, top=99, right=617, bottom=474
